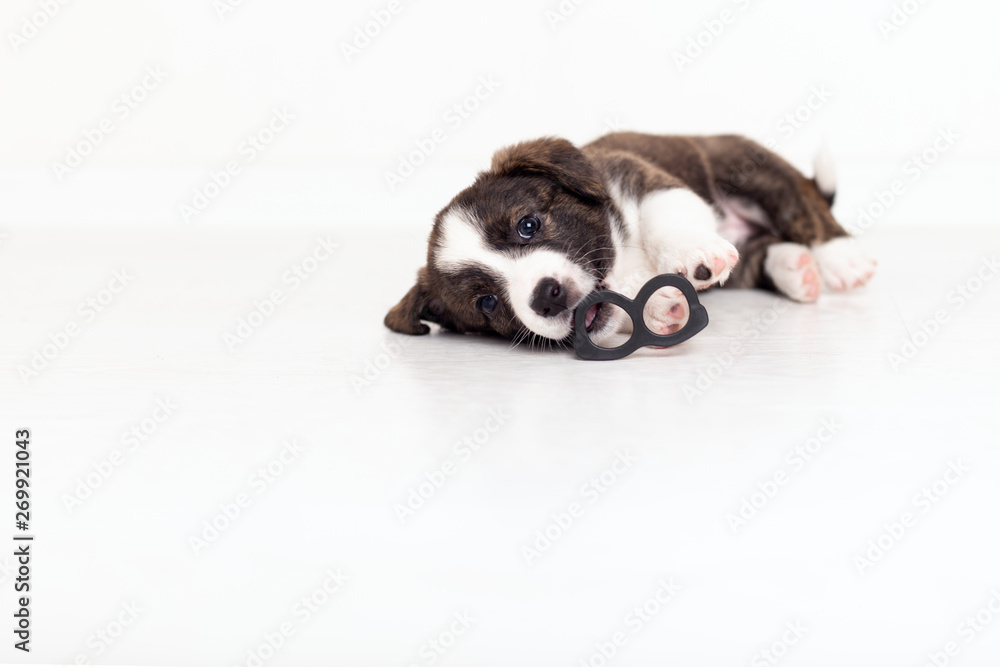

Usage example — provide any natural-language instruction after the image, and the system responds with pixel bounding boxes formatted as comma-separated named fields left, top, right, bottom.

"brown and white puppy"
left=385, top=132, right=876, bottom=347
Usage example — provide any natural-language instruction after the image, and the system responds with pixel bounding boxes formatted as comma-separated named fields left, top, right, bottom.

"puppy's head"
left=385, top=137, right=616, bottom=343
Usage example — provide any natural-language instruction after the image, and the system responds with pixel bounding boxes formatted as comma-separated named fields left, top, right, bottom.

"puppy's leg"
left=637, top=188, right=740, bottom=290
left=596, top=187, right=717, bottom=342
left=763, top=242, right=822, bottom=303
left=697, top=136, right=875, bottom=293
left=642, top=286, right=692, bottom=334
left=586, top=148, right=739, bottom=292
left=811, top=238, right=877, bottom=292
left=725, top=233, right=819, bottom=303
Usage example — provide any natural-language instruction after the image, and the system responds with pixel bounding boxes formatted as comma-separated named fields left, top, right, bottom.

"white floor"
left=2, top=225, right=999, bottom=666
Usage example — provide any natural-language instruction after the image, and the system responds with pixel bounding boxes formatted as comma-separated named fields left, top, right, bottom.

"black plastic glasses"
left=573, top=274, right=709, bottom=360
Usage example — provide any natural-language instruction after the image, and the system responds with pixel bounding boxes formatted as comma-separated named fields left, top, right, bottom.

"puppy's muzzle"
left=530, top=278, right=568, bottom=317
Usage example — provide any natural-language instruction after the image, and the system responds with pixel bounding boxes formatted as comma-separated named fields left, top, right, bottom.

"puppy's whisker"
left=510, top=327, right=527, bottom=350
left=508, top=325, right=531, bottom=351
left=580, top=244, right=613, bottom=256
left=567, top=242, right=610, bottom=265
left=577, top=245, right=614, bottom=261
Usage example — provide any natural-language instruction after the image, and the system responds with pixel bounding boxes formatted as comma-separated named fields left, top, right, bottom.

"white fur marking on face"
left=434, top=206, right=598, bottom=341
left=506, top=248, right=597, bottom=340
left=435, top=208, right=514, bottom=278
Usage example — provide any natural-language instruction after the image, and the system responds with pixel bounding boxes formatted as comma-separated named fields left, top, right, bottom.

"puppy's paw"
left=656, top=233, right=740, bottom=290
left=812, top=237, right=876, bottom=291
left=765, top=243, right=821, bottom=303
left=642, top=286, right=691, bottom=335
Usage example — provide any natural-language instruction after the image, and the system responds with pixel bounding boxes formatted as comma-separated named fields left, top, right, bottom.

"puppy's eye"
left=476, top=295, right=498, bottom=314
left=516, top=215, right=541, bottom=239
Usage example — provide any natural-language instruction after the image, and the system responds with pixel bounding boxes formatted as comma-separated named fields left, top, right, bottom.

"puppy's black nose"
left=530, top=278, right=568, bottom=317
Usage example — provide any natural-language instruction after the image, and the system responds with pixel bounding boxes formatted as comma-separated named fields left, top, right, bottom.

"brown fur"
left=386, top=133, right=846, bottom=339
left=388, top=138, right=616, bottom=339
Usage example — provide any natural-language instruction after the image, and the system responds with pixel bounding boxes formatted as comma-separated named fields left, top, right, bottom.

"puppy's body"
left=386, top=133, right=875, bottom=347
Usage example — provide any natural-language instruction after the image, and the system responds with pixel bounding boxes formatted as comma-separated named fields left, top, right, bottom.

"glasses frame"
left=573, top=274, right=709, bottom=361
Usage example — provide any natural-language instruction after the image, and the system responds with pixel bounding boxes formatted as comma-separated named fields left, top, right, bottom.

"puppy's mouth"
left=572, top=282, right=610, bottom=334
left=583, top=302, right=603, bottom=331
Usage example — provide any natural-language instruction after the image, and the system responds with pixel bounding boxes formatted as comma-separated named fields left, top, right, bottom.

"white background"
left=1, top=0, right=998, bottom=229
left=2, top=2, right=1000, bottom=667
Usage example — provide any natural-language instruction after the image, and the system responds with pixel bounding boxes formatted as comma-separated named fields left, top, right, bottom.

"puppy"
left=385, top=132, right=875, bottom=347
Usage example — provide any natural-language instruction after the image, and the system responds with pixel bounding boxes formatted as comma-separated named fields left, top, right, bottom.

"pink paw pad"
left=765, top=243, right=822, bottom=303
left=802, top=267, right=820, bottom=300
left=643, top=288, right=690, bottom=336
left=653, top=302, right=687, bottom=335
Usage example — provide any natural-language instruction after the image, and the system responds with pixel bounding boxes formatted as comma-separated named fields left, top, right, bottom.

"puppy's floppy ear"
left=385, top=269, right=432, bottom=335
left=490, top=137, right=608, bottom=204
